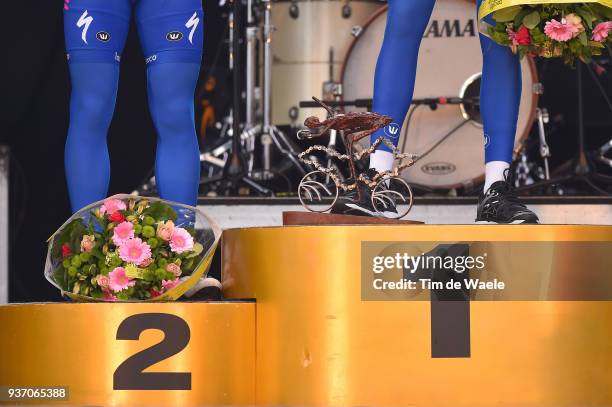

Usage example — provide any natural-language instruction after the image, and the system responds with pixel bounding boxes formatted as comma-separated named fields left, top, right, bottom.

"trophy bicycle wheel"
left=371, top=177, right=414, bottom=219
left=298, top=170, right=339, bottom=212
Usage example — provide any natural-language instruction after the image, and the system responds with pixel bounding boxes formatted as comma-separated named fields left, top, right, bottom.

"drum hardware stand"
left=514, top=83, right=550, bottom=186
left=342, top=0, right=353, bottom=18
left=289, top=0, right=299, bottom=18
left=513, top=108, right=550, bottom=189
left=243, top=0, right=259, bottom=172
left=514, top=153, right=531, bottom=187
left=259, top=0, right=306, bottom=179
left=193, top=2, right=238, bottom=185
left=518, top=63, right=612, bottom=195
left=203, top=0, right=272, bottom=196
left=237, top=0, right=306, bottom=183
left=536, top=107, right=551, bottom=180
left=198, top=0, right=261, bottom=178
left=322, top=48, right=342, bottom=103
left=595, top=140, right=612, bottom=168
left=201, top=135, right=232, bottom=176
left=322, top=48, right=345, bottom=182
left=589, top=62, right=612, bottom=169
left=350, top=19, right=365, bottom=39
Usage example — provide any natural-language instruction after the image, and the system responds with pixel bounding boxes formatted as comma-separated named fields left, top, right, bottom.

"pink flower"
left=100, top=199, right=126, bottom=216
left=592, top=21, right=612, bottom=42
left=156, top=220, right=175, bottom=241
left=112, top=221, right=135, bottom=246
left=508, top=26, right=531, bottom=46
left=96, top=274, right=110, bottom=290
left=166, top=263, right=182, bottom=277
left=169, top=228, right=194, bottom=254
left=162, top=278, right=181, bottom=291
left=108, top=267, right=136, bottom=292
left=544, top=17, right=581, bottom=42
left=80, top=235, right=95, bottom=253
left=102, top=290, right=117, bottom=302
left=119, top=238, right=152, bottom=266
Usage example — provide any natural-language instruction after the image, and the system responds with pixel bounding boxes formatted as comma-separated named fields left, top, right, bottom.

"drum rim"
left=339, top=2, right=540, bottom=191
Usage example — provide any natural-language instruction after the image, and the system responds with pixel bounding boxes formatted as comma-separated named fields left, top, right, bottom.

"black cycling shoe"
left=331, top=182, right=377, bottom=217
left=476, top=178, right=539, bottom=224
left=331, top=169, right=398, bottom=218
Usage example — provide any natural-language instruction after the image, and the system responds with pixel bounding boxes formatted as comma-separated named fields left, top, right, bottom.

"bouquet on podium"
left=479, top=1, right=612, bottom=64
left=45, top=195, right=221, bottom=302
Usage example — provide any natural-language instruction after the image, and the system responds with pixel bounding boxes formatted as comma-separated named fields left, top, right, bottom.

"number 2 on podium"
left=113, top=313, right=192, bottom=390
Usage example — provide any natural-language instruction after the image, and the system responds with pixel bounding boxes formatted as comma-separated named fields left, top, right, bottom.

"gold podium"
left=1, top=225, right=612, bottom=406
left=222, top=225, right=612, bottom=407
left=0, top=303, right=255, bottom=405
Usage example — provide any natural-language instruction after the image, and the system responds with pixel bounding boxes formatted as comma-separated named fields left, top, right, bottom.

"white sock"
left=369, top=150, right=395, bottom=172
left=484, top=161, right=510, bottom=192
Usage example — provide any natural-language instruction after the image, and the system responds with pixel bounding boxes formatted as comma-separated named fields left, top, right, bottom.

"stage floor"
left=197, top=196, right=612, bottom=229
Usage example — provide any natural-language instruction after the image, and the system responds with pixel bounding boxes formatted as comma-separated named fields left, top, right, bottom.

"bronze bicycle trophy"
left=296, top=98, right=418, bottom=219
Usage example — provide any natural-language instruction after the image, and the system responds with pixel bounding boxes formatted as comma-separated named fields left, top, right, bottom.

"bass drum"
left=271, top=0, right=386, bottom=126
left=341, top=0, right=539, bottom=190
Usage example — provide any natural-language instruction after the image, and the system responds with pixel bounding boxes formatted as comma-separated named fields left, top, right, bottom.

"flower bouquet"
left=45, top=195, right=221, bottom=301
left=480, top=1, right=612, bottom=64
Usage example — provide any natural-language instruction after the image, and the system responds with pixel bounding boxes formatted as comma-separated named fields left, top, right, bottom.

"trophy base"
left=282, top=211, right=424, bottom=226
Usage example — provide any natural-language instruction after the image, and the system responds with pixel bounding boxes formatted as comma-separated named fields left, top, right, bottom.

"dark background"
left=1, top=1, right=611, bottom=302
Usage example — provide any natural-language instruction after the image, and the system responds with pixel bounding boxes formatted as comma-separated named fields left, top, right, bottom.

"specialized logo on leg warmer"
left=185, top=12, right=200, bottom=45
left=76, top=10, right=93, bottom=45
left=384, top=123, right=401, bottom=140
left=484, top=134, right=490, bottom=148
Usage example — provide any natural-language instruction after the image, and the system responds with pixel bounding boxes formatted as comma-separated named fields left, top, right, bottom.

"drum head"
left=271, top=0, right=385, bottom=125
left=342, top=0, right=538, bottom=189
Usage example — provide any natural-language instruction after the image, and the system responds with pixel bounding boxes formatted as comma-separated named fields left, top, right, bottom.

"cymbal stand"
left=202, top=0, right=271, bottom=195
left=536, top=107, right=551, bottom=180
left=590, top=60, right=612, bottom=169
left=322, top=48, right=344, bottom=182
left=258, top=0, right=305, bottom=178
left=595, top=140, right=612, bottom=167
left=515, top=107, right=551, bottom=188
left=243, top=0, right=260, bottom=173
left=518, top=62, right=612, bottom=195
